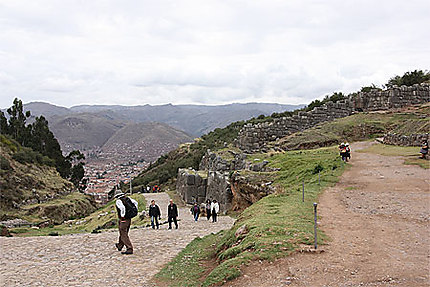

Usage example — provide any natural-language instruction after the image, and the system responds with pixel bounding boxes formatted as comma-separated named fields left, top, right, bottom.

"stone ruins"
left=237, top=84, right=430, bottom=153
left=176, top=84, right=430, bottom=211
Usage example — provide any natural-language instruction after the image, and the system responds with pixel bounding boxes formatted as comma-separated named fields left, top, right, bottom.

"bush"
left=0, top=155, right=11, bottom=171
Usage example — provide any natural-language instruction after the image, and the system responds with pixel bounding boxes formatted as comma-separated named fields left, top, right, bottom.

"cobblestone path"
left=0, top=193, right=235, bottom=286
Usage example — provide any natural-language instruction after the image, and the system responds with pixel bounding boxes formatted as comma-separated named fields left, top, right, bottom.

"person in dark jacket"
left=420, top=140, right=428, bottom=159
left=149, top=200, right=161, bottom=229
left=191, top=202, right=200, bottom=222
left=167, top=199, right=178, bottom=229
left=205, top=199, right=212, bottom=221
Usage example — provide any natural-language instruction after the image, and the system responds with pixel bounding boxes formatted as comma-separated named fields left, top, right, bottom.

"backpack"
left=122, top=197, right=138, bottom=219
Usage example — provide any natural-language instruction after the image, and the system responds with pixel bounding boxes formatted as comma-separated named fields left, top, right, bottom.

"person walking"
left=114, top=190, right=138, bottom=255
left=191, top=202, right=200, bottom=222
left=149, top=200, right=161, bottom=229
left=420, top=140, right=428, bottom=159
left=211, top=200, right=219, bottom=223
left=345, top=143, right=351, bottom=162
left=167, top=199, right=178, bottom=229
left=205, top=199, right=212, bottom=221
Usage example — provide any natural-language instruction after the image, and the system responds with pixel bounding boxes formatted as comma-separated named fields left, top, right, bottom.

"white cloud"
left=0, top=0, right=429, bottom=108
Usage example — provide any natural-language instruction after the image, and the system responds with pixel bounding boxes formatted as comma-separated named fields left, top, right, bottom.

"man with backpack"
left=114, top=190, right=138, bottom=255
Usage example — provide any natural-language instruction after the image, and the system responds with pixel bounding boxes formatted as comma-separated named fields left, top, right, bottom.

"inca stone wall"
left=383, top=133, right=429, bottom=146
left=199, top=150, right=247, bottom=172
left=176, top=169, right=208, bottom=204
left=238, top=84, right=430, bottom=152
left=176, top=168, right=232, bottom=212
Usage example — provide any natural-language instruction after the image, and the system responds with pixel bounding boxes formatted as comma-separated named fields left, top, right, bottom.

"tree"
left=66, top=150, right=86, bottom=188
left=0, top=111, right=8, bottom=134
left=387, top=70, right=430, bottom=87
left=6, top=98, right=31, bottom=146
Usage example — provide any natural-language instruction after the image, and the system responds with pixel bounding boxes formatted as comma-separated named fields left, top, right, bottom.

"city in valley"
left=81, top=147, right=148, bottom=205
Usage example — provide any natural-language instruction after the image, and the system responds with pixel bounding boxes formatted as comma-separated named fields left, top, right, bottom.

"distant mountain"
left=16, top=101, right=303, bottom=160
left=24, top=102, right=72, bottom=118
left=48, top=113, right=126, bottom=154
left=101, top=122, right=193, bottom=162
left=64, top=102, right=303, bottom=136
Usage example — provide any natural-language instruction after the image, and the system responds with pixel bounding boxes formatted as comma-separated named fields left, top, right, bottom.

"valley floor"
left=226, top=141, right=430, bottom=287
left=0, top=193, right=235, bottom=287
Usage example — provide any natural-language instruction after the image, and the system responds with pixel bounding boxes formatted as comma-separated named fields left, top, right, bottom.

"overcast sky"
left=1, top=0, right=429, bottom=108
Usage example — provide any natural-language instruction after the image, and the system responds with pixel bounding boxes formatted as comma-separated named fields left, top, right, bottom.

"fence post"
left=313, top=202, right=318, bottom=249
left=302, top=180, right=305, bottom=202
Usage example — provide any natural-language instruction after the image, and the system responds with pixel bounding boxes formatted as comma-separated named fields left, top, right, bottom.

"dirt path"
left=227, top=142, right=430, bottom=287
left=0, top=193, right=235, bottom=287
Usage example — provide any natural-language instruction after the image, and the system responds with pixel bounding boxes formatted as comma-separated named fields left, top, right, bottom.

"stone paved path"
left=0, top=193, right=235, bottom=286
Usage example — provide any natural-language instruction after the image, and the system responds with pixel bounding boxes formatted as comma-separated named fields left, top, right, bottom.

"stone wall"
left=199, top=150, right=247, bottom=172
left=206, top=171, right=233, bottom=212
left=383, top=133, right=429, bottom=146
left=238, top=84, right=430, bottom=152
left=176, top=169, right=208, bottom=204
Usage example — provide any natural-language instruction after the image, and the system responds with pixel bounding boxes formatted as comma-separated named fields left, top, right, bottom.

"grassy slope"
left=10, top=193, right=148, bottom=236
left=156, top=147, right=345, bottom=286
left=274, top=106, right=430, bottom=150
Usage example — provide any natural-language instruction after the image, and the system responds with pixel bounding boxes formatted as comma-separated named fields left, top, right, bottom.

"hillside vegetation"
left=0, top=135, right=97, bottom=225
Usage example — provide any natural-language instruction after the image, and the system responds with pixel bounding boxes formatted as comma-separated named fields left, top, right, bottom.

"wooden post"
left=313, top=202, right=318, bottom=249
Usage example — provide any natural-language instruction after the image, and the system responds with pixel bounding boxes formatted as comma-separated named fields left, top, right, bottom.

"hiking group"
left=338, top=142, right=351, bottom=162
left=191, top=199, right=219, bottom=222
left=113, top=190, right=220, bottom=255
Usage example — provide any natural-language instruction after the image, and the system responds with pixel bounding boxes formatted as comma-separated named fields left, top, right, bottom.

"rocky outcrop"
left=230, top=172, right=277, bottom=211
left=238, top=84, right=430, bottom=152
left=383, top=133, right=429, bottom=146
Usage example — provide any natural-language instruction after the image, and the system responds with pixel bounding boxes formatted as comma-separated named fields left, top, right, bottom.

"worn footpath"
left=0, top=193, right=235, bottom=287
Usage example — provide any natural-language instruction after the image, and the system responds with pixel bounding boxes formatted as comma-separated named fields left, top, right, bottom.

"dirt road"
left=0, top=193, right=235, bottom=287
left=227, top=142, right=430, bottom=287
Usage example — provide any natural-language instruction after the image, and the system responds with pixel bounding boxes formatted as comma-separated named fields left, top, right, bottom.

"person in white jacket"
left=211, top=200, right=220, bottom=223
left=114, top=191, right=138, bottom=255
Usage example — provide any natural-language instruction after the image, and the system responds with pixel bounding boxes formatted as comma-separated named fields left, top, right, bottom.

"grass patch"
left=156, top=146, right=346, bottom=286
left=155, top=232, right=224, bottom=287
left=359, top=143, right=429, bottom=169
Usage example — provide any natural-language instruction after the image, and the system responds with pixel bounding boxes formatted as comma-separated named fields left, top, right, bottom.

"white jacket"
left=116, top=197, right=138, bottom=217
left=210, top=202, right=220, bottom=214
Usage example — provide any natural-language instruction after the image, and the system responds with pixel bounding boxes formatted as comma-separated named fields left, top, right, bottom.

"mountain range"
left=14, top=102, right=302, bottom=160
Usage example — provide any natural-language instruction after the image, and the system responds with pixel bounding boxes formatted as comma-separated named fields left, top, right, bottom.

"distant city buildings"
left=82, top=148, right=148, bottom=205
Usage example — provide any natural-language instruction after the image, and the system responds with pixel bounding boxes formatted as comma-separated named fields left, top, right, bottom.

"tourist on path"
left=167, top=199, right=178, bottom=229
left=114, top=191, right=138, bottom=255
left=149, top=200, right=161, bottom=229
left=345, top=143, right=351, bottom=161
left=205, top=199, right=212, bottom=221
left=420, top=140, right=428, bottom=159
left=211, top=200, right=220, bottom=223
left=191, top=202, right=200, bottom=222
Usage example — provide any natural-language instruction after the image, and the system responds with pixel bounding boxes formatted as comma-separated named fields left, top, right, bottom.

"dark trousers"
left=151, top=216, right=159, bottom=229
left=206, top=209, right=211, bottom=220
left=168, top=216, right=178, bottom=229
left=117, top=218, right=132, bottom=251
left=212, top=212, right=217, bottom=222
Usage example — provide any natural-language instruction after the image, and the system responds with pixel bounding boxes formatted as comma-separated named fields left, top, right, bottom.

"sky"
left=1, top=0, right=429, bottom=108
